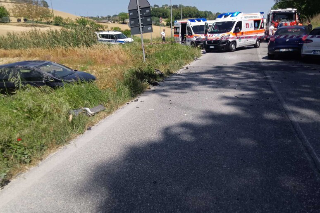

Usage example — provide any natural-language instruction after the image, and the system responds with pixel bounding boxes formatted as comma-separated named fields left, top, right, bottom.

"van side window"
left=235, top=21, right=242, bottom=31
left=254, top=20, right=261, bottom=30
left=100, top=34, right=110, bottom=39
left=187, top=26, right=193, bottom=36
left=110, top=35, right=116, bottom=40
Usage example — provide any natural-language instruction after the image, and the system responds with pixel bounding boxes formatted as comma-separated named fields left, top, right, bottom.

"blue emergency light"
left=217, top=12, right=242, bottom=18
left=188, top=18, right=207, bottom=22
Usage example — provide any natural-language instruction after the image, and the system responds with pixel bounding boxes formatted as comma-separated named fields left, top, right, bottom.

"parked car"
left=95, top=31, right=133, bottom=44
left=268, top=26, right=309, bottom=59
left=0, top=61, right=96, bottom=92
left=301, top=27, right=320, bottom=59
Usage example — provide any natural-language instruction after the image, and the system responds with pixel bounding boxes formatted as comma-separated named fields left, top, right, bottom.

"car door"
left=235, top=21, right=244, bottom=47
left=185, top=26, right=193, bottom=46
left=308, top=29, right=320, bottom=53
left=18, top=67, right=46, bottom=87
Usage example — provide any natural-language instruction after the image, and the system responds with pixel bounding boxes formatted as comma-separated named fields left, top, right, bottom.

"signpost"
left=128, top=0, right=153, bottom=62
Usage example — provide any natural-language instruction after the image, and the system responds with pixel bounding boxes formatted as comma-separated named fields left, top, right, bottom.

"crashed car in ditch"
left=0, top=61, right=96, bottom=92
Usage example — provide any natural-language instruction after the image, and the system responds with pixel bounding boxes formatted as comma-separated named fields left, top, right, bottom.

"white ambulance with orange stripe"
left=204, top=12, right=265, bottom=52
left=174, top=18, right=209, bottom=47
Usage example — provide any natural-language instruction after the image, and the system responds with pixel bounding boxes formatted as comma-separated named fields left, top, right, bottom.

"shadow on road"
left=79, top=59, right=320, bottom=212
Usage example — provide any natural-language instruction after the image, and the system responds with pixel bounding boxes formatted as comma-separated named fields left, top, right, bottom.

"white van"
left=96, top=31, right=134, bottom=44
left=174, top=18, right=209, bottom=47
left=204, top=12, right=265, bottom=52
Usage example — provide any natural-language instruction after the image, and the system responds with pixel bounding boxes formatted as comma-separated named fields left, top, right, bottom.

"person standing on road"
left=307, top=21, right=313, bottom=32
left=269, top=23, right=275, bottom=36
left=161, top=29, right=166, bottom=43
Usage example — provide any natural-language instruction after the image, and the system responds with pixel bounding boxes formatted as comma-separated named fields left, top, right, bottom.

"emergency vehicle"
left=95, top=31, right=133, bottom=44
left=174, top=18, right=210, bottom=47
left=266, top=8, right=299, bottom=36
left=204, top=12, right=265, bottom=52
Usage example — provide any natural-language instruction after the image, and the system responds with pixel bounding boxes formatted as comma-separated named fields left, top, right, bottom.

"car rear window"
left=310, top=29, right=320, bottom=36
left=276, top=28, right=307, bottom=36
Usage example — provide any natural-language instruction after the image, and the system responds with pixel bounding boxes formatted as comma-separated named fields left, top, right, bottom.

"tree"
left=273, top=0, right=320, bottom=22
left=0, top=6, right=10, bottom=19
left=118, top=12, right=128, bottom=24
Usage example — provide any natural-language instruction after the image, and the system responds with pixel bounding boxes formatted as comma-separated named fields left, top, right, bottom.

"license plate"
left=313, top=50, right=320, bottom=55
left=209, top=46, right=215, bottom=49
left=279, top=49, right=293, bottom=52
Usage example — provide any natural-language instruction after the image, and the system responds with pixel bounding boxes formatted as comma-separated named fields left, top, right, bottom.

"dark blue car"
left=0, top=61, right=96, bottom=92
left=268, top=26, right=309, bottom=59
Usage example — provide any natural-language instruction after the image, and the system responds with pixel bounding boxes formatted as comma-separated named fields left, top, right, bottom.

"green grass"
left=0, top=26, right=98, bottom=49
left=0, top=39, right=201, bottom=187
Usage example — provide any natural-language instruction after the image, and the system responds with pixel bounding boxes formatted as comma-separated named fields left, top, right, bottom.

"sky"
left=50, top=0, right=275, bottom=17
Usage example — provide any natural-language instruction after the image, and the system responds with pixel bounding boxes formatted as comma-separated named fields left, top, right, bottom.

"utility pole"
left=170, top=0, right=173, bottom=40
left=180, top=4, right=182, bottom=20
left=137, top=0, right=146, bottom=62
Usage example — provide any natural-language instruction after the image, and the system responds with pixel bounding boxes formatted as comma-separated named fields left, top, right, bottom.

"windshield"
left=275, top=28, right=307, bottom=36
left=37, top=62, right=74, bottom=78
left=208, top=21, right=235, bottom=34
left=273, top=13, right=295, bottom=22
left=192, top=25, right=205, bottom=34
left=115, top=33, right=127, bottom=39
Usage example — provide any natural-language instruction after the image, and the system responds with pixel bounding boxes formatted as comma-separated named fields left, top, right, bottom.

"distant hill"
left=0, top=0, right=79, bottom=22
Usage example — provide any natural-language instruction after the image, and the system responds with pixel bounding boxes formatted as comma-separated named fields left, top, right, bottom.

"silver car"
left=301, top=27, right=320, bottom=58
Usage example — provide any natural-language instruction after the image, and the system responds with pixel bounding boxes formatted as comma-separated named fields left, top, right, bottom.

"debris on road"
left=69, top=105, right=106, bottom=121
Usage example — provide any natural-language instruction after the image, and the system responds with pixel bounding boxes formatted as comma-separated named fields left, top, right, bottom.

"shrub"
left=53, top=16, right=64, bottom=26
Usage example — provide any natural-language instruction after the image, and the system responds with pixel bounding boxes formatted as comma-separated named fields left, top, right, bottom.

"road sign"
left=128, top=0, right=153, bottom=62
left=128, top=0, right=153, bottom=35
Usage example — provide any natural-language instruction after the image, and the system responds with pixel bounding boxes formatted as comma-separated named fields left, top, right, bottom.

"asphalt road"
left=1, top=43, right=320, bottom=213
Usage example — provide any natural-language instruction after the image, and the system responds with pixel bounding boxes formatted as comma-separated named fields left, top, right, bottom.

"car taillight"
left=302, top=35, right=313, bottom=43
left=270, top=36, right=275, bottom=42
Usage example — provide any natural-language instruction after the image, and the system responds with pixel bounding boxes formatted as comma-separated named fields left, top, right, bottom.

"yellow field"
left=0, top=23, right=61, bottom=36
left=0, top=1, right=172, bottom=38
left=0, top=2, right=80, bottom=21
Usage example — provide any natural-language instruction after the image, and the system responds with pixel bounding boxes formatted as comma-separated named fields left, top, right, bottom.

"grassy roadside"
left=0, top=39, right=201, bottom=187
left=311, top=14, right=320, bottom=28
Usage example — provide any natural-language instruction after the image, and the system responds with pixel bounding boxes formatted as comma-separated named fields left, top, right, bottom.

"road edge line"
left=256, top=48, right=320, bottom=176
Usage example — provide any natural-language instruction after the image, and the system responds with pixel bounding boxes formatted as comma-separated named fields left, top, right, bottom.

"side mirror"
left=234, top=27, right=240, bottom=33
left=205, top=28, right=208, bottom=35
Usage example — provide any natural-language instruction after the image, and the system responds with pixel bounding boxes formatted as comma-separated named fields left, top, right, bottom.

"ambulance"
left=204, top=12, right=265, bottom=52
left=174, top=18, right=209, bottom=47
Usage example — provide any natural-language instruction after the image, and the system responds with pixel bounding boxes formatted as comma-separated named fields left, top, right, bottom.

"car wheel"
left=229, top=42, right=236, bottom=52
left=268, top=53, right=275, bottom=60
left=205, top=48, right=211, bottom=53
left=254, top=40, right=260, bottom=48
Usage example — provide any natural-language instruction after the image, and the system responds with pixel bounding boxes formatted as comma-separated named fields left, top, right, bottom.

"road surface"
left=1, top=43, right=320, bottom=212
